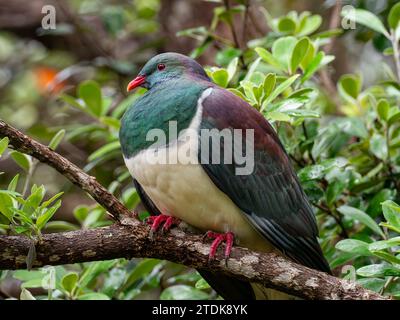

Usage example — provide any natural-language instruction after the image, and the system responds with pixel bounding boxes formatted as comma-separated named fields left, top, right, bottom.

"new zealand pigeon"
left=119, top=52, right=331, bottom=300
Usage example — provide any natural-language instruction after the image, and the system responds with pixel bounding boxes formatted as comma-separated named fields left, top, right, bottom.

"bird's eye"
left=157, top=63, right=166, bottom=71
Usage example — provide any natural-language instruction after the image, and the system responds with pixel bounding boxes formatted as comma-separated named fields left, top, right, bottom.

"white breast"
left=124, top=88, right=271, bottom=251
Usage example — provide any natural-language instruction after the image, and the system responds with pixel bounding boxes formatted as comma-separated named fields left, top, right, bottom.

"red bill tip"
left=127, top=75, right=146, bottom=92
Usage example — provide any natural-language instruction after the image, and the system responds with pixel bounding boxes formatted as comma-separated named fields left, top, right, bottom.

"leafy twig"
left=223, top=0, right=247, bottom=69
left=313, top=201, right=349, bottom=239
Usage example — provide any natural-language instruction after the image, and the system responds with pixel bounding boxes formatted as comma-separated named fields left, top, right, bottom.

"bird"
left=119, top=52, right=331, bottom=300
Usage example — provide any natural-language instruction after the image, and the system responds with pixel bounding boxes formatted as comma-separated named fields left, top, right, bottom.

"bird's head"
left=126, top=52, right=210, bottom=92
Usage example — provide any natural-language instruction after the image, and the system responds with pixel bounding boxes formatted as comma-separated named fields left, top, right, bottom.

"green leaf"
left=23, top=185, right=46, bottom=213
left=100, top=116, right=120, bottom=129
left=41, top=192, right=64, bottom=208
left=298, top=164, right=325, bottom=181
left=13, top=270, right=43, bottom=281
left=10, top=151, right=31, bottom=171
left=341, top=8, right=389, bottom=38
left=266, top=111, right=291, bottom=122
left=226, top=57, right=238, bottom=82
left=300, top=42, right=315, bottom=70
left=357, top=278, right=385, bottom=293
left=48, top=129, right=65, bottom=150
left=12, top=206, right=34, bottom=226
left=20, top=288, right=36, bottom=300
left=59, top=94, right=86, bottom=113
left=326, top=180, right=345, bottom=206
left=122, top=188, right=140, bottom=210
left=288, top=87, right=314, bottom=99
left=369, top=133, right=387, bottom=160
left=8, top=174, right=19, bottom=192
left=369, top=237, right=400, bottom=251
left=311, top=28, right=343, bottom=40
left=36, top=200, right=61, bottom=230
left=298, top=15, right=322, bottom=36
left=381, top=201, right=400, bottom=231
left=371, top=251, right=400, bottom=264
left=383, top=47, right=394, bottom=56
left=290, top=38, right=310, bottom=74
left=379, top=222, right=400, bottom=234
left=376, top=99, right=390, bottom=122
left=240, top=80, right=257, bottom=105
left=367, top=189, right=395, bottom=218
left=277, top=17, right=296, bottom=33
left=78, top=292, right=110, bottom=300
left=77, top=260, right=117, bottom=291
left=0, top=193, right=15, bottom=220
left=216, top=47, right=241, bottom=67
left=329, top=252, right=356, bottom=270
left=44, top=221, right=79, bottom=232
left=61, top=272, right=78, bottom=293
left=73, top=205, right=89, bottom=223
left=357, top=264, right=400, bottom=277
left=338, top=74, right=361, bottom=103
left=0, top=137, right=9, bottom=156
left=160, top=285, right=209, bottom=300
left=312, top=119, right=365, bottom=157
left=301, top=51, right=324, bottom=83
left=337, top=205, right=384, bottom=238
left=190, top=38, right=212, bottom=59
left=14, top=226, right=30, bottom=234
left=211, top=69, right=229, bottom=87
left=261, top=74, right=299, bottom=111
left=168, top=272, right=202, bottom=285
left=388, top=111, right=400, bottom=126
left=195, top=278, right=211, bottom=290
left=82, top=208, right=105, bottom=228
left=272, top=36, right=297, bottom=71
left=255, top=47, right=283, bottom=70
left=88, top=140, right=120, bottom=162
left=78, top=80, right=103, bottom=117
left=228, top=88, right=247, bottom=100
left=335, top=239, right=371, bottom=256
left=263, top=73, right=276, bottom=98
left=388, top=2, right=400, bottom=30
left=123, top=259, right=161, bottom=290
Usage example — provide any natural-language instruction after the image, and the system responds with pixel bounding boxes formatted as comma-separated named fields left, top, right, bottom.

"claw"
left=203, top=231, right=235, bottom=263
left=162, top=216, right=180, bottom=233
left=146, top=214, right=180, bottom=238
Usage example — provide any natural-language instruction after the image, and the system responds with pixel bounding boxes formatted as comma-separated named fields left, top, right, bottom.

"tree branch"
left=0, top=222, right=386, bottom=300
left=0, top=119, right=128, bottom=221
left=0, top=119, right=388, bottom=300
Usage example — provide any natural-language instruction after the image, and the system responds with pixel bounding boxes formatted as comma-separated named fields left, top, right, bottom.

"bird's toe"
left=146, top=214, right=180, bottom=238
left=203, top=231, right=235, bottom=263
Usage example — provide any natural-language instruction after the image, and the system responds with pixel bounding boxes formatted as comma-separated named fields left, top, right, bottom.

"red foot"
left=203, top=231, right=235, bottom=262
left=146, top=214, right=180, bottom=235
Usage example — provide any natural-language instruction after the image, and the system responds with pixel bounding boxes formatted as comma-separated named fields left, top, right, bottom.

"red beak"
left=127, top=75, right=146, bottom=92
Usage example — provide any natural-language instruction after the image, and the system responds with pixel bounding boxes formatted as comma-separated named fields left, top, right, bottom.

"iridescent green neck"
left=120, top=79, right=210, bottom=158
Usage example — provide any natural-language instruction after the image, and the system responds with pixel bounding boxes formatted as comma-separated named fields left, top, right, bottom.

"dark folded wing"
left=199, top=88, right=331, bottom=274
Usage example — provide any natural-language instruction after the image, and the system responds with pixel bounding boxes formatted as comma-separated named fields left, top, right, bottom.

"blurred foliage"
left=1, top=0, right=400, bottom=300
